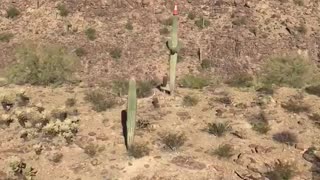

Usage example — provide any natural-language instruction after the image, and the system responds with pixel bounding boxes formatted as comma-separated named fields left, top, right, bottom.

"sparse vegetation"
left=110, top=47, right=122, bottom=60
left=248, top=111, right=271, bottom=134
left=6, top=7, right=20, bottom=19
left=125, top=21, right=133, bottom=30
left=212, top=144, right=234, bottom=159
left=57, top=4, right=69, bottom=17
left=214, top=96, right=232, bottom=105
left=293, top=0, right=304, bottom=6
left=232, top=17, right=247, bottom=26
left=296, top=23, right=307, bottom=34
left=159, top=27, right=170, bottom=35
left=281, top=98, right=310, bottom=113
left=85, top=28, right=97, bottom=41
left=129, top=143, right=150, bottom=158
left=179, top=75, right=210, bottom=89
left=200, top=59, right=213, bottom=70
left=273, top=131, right=298, bottom=146
left=187, top=11, right=196, bottom=20
left=75, top=47, right=87, bottom=57
left=195, top=17, right=210, bottom=29
left=112, top=79, right=129, bottom=96
left=0, top=33, right=14, bottom=42
left=207, top=122, right=232, bottom=137
left=84, top=89, right=117, bottom=112
left=6, top=42, right=78, bottom=86
left=162, top=17, right=173, bottom=26
left=161, top=132, right=187, bottom=151
left=137, top=119, right=150, bottom=129
left=65, top=98, right=76, bottom=107
left=264, top=161, right=296, bottom=180
left=137, top=80, right=154, bottom=98
left=305, top=84, right=320, bottom=97
left=84, top=143, right=105, bottom=157
left=182, top=95, right=199, bottom=107
left=308, top=113, right=320, bottom=127
left=226, top=72, right=254, bottom=88
left=259, top=55, right=315, bottom=88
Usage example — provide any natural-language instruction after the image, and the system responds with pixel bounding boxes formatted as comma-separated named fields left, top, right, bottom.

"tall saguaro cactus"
left=126, top=77, right=137, bottom=151
left=162, top=4, right=181, bottom=95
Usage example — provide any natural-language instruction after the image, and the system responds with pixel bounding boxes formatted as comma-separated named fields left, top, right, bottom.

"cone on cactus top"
left=173, top=4, right=178, bottom=15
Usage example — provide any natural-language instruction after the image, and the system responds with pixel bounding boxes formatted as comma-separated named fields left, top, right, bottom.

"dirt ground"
left=0, top=84, right=320, bottom=179
left=1, top=0, right=320, bottom=179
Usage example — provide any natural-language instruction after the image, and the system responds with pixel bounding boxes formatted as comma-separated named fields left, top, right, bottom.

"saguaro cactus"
left=126, top=77, right=137, bottom=151
left=162, top=4, right=181, bottom=95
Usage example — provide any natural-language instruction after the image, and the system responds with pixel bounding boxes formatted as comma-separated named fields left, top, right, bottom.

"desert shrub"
left=57, top=4, right=69, bottom=17
left=162, top=17, right=173, bottom=26
left=293, top=0, right=304, bottom=6
left=259, top=55, right=315, bottom=88
left=112, top=79, right=154, bottom=98
left=109, top=47, right=122, bottom=60
left=305, top=84, right=320, bottom=97
left=207, top=122, right=232, bottom=137
left=65, top=98, right=76, bottom=107
left=137, top=119, right=151, bottom=129
left=75, top=47, right=86, bottom=57
left=195, top=17, right=210, bottom=29
left=281, top=98, right=310, bottom=113
left=187, top=11, right=196, bottom=20
left=84, top=89, right=117, bottom=112
left=6, top=7, right=20, bottom=19
left=0, top=33, right=14, bottom=42
left=212, top=144, right=234, bottom=159
left=232, top=17, right=247, bottom=26
left=125, top=21, right=133, bottom=30
left=159, top=27, right=170, bottom=35
left=6, top=42, right=77, bottom=86
left=137, top=80, right=154, bottom=98
left=308, top=113, right=320, bottom=127
left=182, top=95, right=199, bottom=107
left=161, top=132, right=187, bottom=151
left=264, top=161, right=296, bottom=180
left=226, top=72, right=254, bottom=88
left=85, top=28, right=96, bottom=40
left=248, top=111, right=270, bottom=134
left=201, top=59, right=213, bottom=70
left=296, top=23, right=307, bottom=34
left=129, top=143, right=150, bottom=158
left=214, top=96, right=232, bottom=105
left=112, top=79, right=129, bottom=96
left=179, top=75, right=210, bottom=89
left=273, top=131, right=298, bottom=146
left=84, top=143, right=99, bottom=157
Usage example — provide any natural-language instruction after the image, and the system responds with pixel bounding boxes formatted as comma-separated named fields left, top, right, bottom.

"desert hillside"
left=0, top=0, right=320, bottom=180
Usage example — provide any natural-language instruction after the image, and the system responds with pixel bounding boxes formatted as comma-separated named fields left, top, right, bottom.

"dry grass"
left=272, top=131, right=298, bottom=146
left=179, top=75, right=210, bottom=89
left=161, top=132, right=187, bottom=151
left=207, top=122, right=232, bottom=137
left=84, top=89, right=117, bottom=112
left=129, top=143, right=150, bottom=159
left=182, top=95, right=199, bottom=107
left=211, top=144, right=234, bottom=159
left=6, top=42, right=78, bottom=86
left=264, top=161, right=296, bottom=180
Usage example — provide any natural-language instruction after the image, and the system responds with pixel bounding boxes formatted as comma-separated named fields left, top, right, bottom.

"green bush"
left=0, top=33, right=14, bottom=42
left=180, top=75, right=210, bottom=89
left=226, top=72, right=254, bottom=88
left=259, top=55, right=315, bottom=88
left=6, top=7, right=20, bottom=19
left=6, top=42, right=77, bottom=86
left=182, top=95, right=199, bottom=107
left=84, top=89, right=117, bottom=112
left=57, top=4, right=69, bottom=17
left=85, top=28, right=97, bottom=41
left=265, top=161, right=296, bottom=180
left=195, top=17, right=210, bottom=29
left=207, top=122, right=232, bottom=137
left=212, top=144, right=234, bottom=159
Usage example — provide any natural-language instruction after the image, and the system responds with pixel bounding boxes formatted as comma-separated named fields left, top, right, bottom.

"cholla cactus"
left=126, top=77, right=137, bottom=151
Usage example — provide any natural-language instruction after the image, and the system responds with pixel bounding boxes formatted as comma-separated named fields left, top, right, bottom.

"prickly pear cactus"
left=126, top=77, right=137, bottom=151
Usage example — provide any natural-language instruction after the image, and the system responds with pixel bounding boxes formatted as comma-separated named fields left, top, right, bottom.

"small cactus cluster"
left=0, top=91, right=80, bottom=142
left=7, top=156, right=37, bottom=180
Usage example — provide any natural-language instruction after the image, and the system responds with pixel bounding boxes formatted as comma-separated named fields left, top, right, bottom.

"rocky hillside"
left=1, top=0, right=320, bottom=82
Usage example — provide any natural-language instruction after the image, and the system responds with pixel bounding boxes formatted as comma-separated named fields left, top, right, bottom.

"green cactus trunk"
left=169, top=16, right=179, bottom=95
left=126, top=77, right=137, bottom=151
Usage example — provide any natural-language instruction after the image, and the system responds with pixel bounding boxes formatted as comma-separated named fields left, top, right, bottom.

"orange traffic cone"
left=173, top=4, right=178, bottom=15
